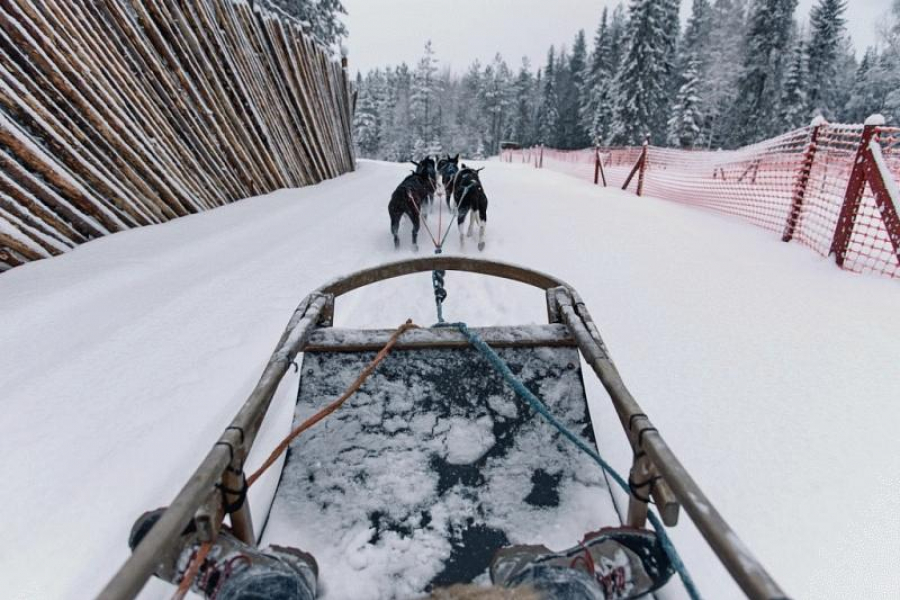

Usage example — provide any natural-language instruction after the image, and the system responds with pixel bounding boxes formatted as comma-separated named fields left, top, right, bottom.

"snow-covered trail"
left=0, top=160, right=897, bottom=600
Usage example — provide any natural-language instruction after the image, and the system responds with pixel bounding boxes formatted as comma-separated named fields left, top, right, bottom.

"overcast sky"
left=341, top=0, right=892, bottom=76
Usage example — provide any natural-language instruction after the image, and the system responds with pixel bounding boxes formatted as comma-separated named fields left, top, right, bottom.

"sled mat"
left=261, top=325, right=622, bottom=599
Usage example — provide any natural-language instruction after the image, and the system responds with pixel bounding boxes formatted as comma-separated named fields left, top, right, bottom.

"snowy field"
left=0, top=159, right=898, bottom=600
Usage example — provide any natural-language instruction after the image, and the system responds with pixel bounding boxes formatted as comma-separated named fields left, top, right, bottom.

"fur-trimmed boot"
left=490, top=527, right=673, bottom=600
left=129, top=508, right=318, bottom=600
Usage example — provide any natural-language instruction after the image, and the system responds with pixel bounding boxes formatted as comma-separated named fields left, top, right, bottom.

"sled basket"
left=100, top=257, right=788, bottom=600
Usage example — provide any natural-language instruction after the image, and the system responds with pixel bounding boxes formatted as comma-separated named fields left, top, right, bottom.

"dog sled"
left=100, top=257, right=787, bottom=600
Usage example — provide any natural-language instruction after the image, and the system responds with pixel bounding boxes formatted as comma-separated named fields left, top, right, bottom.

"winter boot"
left=129, top=508, right=318, bottom=600
left=490, top=527, right=673, bottom=600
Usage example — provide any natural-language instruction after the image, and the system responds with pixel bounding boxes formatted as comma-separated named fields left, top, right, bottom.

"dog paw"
left=478, top=241, right=485, bottom=251
left=412, top=243, right=419, bottom=253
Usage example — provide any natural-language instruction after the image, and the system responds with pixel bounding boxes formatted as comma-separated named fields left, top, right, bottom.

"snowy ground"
left=0, top=159, right=897, bottom=600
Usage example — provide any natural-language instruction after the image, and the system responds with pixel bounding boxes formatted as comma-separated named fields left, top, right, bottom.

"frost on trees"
left=265, top=0, right=348, bottom=49
left=347, top=0, right=867, bottom=159
left=729, top=0, right=799, bottom=147
left=667, top=60, right=705, bottom=148
left=353, top=80, right=380, bottom=157
left=607, top=0, right=679, bottom=145
left=778, top=37, right=811, bottom=130
left=806, top=0, right=848, bottom=119
left=538, top=46, right=561, bottom=147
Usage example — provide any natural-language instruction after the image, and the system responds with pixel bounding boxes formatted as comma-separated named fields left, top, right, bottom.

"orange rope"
left=171, top=541, right=211, bottom=600
left=247, top=319, right=418, bottom=487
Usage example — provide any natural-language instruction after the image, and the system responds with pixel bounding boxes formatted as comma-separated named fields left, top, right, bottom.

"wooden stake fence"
left=0, top=0, right=355, bottom=271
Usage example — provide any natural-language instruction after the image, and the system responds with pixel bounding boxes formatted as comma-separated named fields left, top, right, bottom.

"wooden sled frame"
left=100, top=257, right=787, bottom=600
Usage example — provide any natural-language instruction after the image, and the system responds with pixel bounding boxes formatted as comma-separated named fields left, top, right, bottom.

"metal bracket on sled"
left=551, top=286, right=680, bottom=528
left=317, top=293, right=336, bottom=327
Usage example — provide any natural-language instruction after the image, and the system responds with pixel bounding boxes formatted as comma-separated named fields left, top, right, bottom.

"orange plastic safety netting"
left=503, top=123, right=900, bottom=279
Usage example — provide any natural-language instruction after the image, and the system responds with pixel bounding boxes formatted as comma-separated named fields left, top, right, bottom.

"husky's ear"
left=410, top=160, right=420, bottom=167
left=475, top=167, right=485, bottom=173
left=453, top=153, right=460, bottom=161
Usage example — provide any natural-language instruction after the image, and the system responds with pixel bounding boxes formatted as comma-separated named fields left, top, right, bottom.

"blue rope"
left=437, top=319, right=703, bottom=600
left=431, top=249, right=447, bottom=324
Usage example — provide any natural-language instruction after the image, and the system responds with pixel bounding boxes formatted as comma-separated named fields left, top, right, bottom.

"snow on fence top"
left=505, top=121, right=900, bottom=280
left=0, top=0, right=355, bottom=271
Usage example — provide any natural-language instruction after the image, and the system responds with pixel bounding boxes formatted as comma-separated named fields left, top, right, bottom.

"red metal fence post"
left=830, top=120, right=880, bottom=266
left=783, top=119, right=825, bottom=242
left=594, top=144, right=600, bottom=185
left=863, top=137, right=900, bottom=267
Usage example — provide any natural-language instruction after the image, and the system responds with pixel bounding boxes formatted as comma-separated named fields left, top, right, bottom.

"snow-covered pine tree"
left=538, top=47, right=561, bottom=146
left=580, top=9, right=609, bottom=141
left=265, top=0, right=347, bottom=49
left=607, top=4, right=629, bottom=80
left=553, top=45, right=572, bottom=147
left=703, top=0, right=748, bottom=147
left=459, top=60, right=487, bottom=155
left=531, top=68, right=544, bottom=145
left=413, top=138, right=427, bottom=159
left=481, top=54, right=514, bottom=155
left=806, top=0, right=848, bottom=119
left=510, top=58, right=536, bottom=147
left=427, top=138, right=443, bottom=157
left=386, top=63, right=414, bottom=161
left=778, top=36, right=811, bottom=130
left=410, top=41, right=439, bottom=146
left=842, top=0, right=900, bottom=123
left=681, top=0, right=713, bottom=60
left=877, top=0, right=900, bottom=123
left=844, top=47, right=881, bottom=122
left=728, top=0, right=799, bottom=146
left=676, top=0, right=713, bottom=89
left=564, top=31, right=590, bottom=148
left=608, top=0, right=678, bottom=145
left=473, top=140, right=486, bottom=160
left=829, top=36, right=858, bottom=121
left=667, top=59, right=705, bottom=147
left=352, top=74, right=380, bottom=157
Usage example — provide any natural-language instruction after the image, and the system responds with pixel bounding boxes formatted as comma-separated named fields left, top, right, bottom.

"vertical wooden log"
left=0, top=0, right=355, bottom=270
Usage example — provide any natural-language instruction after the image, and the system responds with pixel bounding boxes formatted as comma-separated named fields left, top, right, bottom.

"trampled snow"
left=0, top=160, right=897, bottom=599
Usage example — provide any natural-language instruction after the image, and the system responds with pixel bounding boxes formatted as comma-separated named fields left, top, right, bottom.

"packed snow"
left=0, top=160, right=898, bottom=600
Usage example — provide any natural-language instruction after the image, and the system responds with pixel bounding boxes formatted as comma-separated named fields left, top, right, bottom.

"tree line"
left=352, top=0, right=900, bottom=160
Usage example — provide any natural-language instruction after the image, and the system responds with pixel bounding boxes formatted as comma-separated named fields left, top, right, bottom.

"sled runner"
left=100, top=257, right=788, bottom=600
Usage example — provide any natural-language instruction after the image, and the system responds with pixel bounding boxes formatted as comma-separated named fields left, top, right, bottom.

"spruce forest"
left=352, top=0, right=900, bottom=160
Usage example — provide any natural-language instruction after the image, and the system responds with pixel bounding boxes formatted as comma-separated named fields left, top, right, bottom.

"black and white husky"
left=437, top=154, right=460, bottom=205
left=451, top=165, right=488, bottom=251
left=387, top=157, right=438, bottom=250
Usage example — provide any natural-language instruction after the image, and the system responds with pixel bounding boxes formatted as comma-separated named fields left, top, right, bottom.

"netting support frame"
left=830, top=122, right=900, bottom=269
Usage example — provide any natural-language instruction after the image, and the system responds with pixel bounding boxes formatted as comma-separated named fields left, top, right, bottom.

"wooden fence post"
left=783, top=117, right=825, bottom=242
left=538, top=144, right=543, bottom=169
left=593, top=143, right=607, bottom=187
left=830, top=116, right=884, bottom=266
left=622, top=135, right=650, bottom=195
left=636, top=136, right=649, bottom=196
